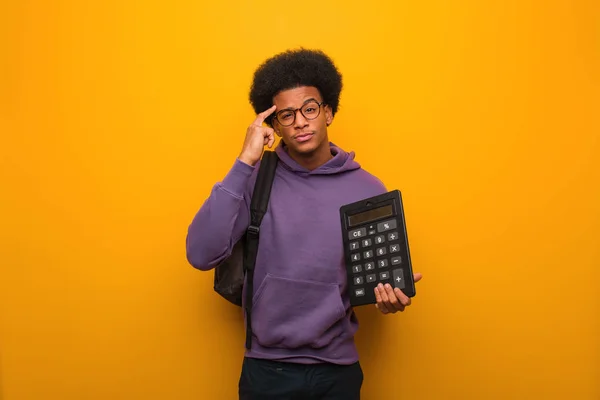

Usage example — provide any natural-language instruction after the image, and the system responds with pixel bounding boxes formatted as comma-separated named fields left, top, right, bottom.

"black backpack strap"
left=244, top=150, right=278, bottom=350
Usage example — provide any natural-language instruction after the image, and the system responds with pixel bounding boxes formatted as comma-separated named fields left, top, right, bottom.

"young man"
left=186, top=49, right=422, bottom=400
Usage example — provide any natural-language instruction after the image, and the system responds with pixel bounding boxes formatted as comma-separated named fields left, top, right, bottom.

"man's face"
left=271, top=86, right=333, bottom=157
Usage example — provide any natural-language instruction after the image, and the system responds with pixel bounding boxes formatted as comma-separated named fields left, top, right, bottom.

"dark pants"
left=238, top=357, right=364, bottom=400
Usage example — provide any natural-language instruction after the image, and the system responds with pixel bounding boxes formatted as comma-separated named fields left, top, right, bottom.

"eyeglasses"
left=273, top=100, right=325, bottom=127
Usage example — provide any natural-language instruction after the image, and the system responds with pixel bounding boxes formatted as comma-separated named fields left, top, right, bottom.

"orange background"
left=1, top=1, right=599, bottom=399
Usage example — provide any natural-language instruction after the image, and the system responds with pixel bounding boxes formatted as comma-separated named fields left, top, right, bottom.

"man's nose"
left=293, top=109, right=308, bottom=128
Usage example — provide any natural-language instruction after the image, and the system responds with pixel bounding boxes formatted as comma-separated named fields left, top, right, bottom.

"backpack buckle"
left=247, top=225, right=260, bottom=236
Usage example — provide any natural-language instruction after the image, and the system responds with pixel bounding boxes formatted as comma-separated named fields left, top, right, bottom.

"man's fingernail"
left=385, top=284, right=391, bottom=289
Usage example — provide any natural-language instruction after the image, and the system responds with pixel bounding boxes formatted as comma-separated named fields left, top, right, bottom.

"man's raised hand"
left=238, top=105, right=277, bottom=166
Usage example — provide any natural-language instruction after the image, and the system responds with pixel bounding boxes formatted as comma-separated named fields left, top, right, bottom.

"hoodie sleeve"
left=185, top=158, right=255, bottom=270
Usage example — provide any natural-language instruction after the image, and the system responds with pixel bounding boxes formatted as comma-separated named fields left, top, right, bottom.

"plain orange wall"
left=1, top=1, right=599, bottom=399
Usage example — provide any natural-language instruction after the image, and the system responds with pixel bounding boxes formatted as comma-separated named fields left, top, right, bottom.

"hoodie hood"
left=274, top=140, right=361, bottom=176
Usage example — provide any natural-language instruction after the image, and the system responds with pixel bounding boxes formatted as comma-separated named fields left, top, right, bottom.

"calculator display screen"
left=347, top=204, right=393, bottom=227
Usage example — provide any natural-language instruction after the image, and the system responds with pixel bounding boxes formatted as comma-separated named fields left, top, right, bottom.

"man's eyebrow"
left=278, top=98, right=319, bottom=111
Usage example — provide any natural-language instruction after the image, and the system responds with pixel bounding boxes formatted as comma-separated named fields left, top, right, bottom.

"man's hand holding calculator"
left=374, top=273, right=422, bottom=314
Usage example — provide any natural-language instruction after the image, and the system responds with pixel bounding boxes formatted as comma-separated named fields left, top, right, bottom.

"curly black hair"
left=249, top=48, right=343, bottom=126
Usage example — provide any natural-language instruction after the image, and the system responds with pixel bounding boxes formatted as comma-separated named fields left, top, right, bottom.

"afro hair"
left=249, top=48, right=343, bottom=126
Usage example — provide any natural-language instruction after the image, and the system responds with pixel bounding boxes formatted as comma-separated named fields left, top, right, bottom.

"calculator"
left=339, top=190, right=416, bottom=306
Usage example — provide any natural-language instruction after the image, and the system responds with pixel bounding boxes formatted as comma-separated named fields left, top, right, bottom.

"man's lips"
left=294, top=132, right=314, bottom=140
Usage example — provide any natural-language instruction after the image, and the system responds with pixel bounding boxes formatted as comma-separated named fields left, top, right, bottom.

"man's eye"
left=281, top=113, right=293, bottom=119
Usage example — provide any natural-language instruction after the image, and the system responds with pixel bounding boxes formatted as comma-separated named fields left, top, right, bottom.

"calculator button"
left=365, top=262, right=375, bottom=271
left=393, top=268, right=405, bottom=289
left=391, top=256, right=402, bottom=265
left=361, top=238, right=372, bottom=247
left=376, top=247, right=386, bottom=256
left=379, top=271, right=390, bottom=280
left=349, top=242, right=359, bottom=251
left=377, top=219, right=397, bottom=232
left=351, top=253, right=361, bottom=262
left=377, top=259, right=388, bottom=268
left=387, top=231, right=399, bottom=241
left=355, top=288, right=365, bottom=297
left=363, top=250, right=373, bottom=259
left=348, top=228, right=367, bottom=239
left=366, top=274, right=376, bottom=283
left=352, top=265, right=362, bottom=273
left=389, top=244, right=400, bottom=253
left=368, top=229, right=376, bottom=235
left=353, top=276, right=364, bottom=285
left=374, top=235, right=385, bottom=244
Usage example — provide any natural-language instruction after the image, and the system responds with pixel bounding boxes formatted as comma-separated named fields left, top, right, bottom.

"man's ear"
left=325, top=105, right=334, bottom=126
left=272, top=121, right=282, bottom=137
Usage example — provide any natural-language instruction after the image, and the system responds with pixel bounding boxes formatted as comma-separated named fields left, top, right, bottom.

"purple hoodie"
left=186, top=141, right=387, bottom=365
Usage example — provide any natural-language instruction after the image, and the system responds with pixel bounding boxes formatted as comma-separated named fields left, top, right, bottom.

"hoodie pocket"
left=251, top=273, right=346, bottom=349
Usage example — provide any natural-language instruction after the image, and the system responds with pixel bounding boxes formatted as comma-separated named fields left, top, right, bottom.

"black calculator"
left=339, top=190, right=416, bottom=306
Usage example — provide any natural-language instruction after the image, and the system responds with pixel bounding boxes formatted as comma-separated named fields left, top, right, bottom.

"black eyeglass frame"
left=271, top=100, right=326, bottom=127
